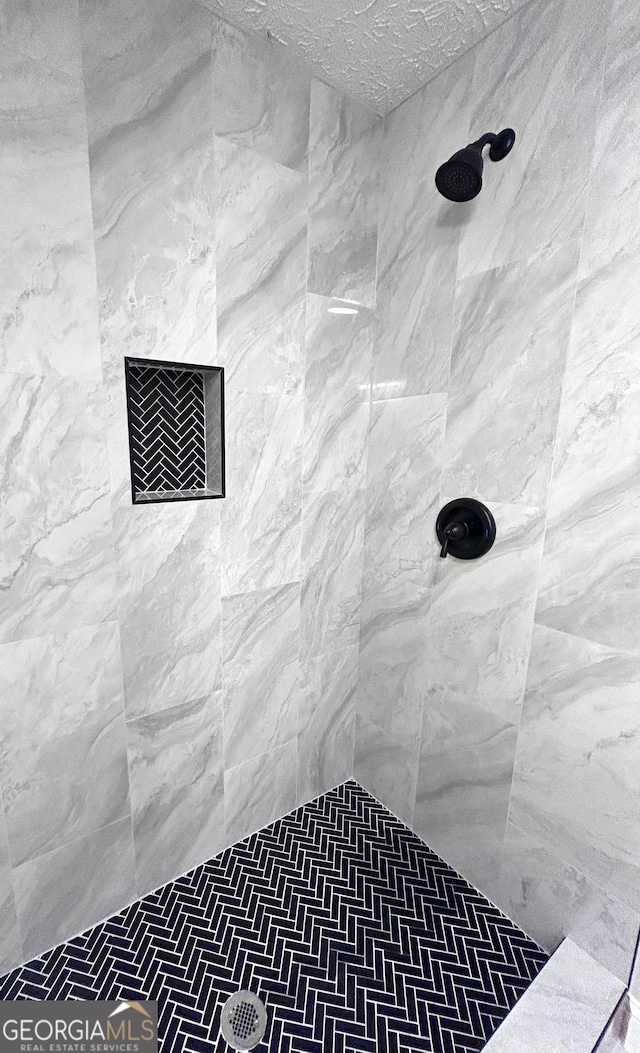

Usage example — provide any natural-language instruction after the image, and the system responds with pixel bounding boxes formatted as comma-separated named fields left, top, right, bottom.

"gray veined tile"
left=0, top=0, right=83, bottom=76
left=222, top=584, right=301, bottom=771
left=302, top=294, right=373, bottom=496
left=307, top=80, right=381, bottom=308
left=113, top=500, right=222, bottom=720
left=443, top=243, right=579, bottom=508
left=211, top=18, right=310, bottom=173
left=224, top=740, right=297, bottom=846
left=0, top=805, right=21, bottom=975
left=427, top=502, right=545, bottom=727
left=357, top=581, right=432, bottom=751
left=300, top=488, right=366, bottom=661
left=356, top=390, right=445, bottom=794
left=214, top=136, right=307, bottom=396
left=0, top=373, right=116, bottom=644
left=482, top=939, right=624, bottom=1053
left=0, top=622, right=130, bottom=868
left=567, top=243, right=640, bottom=381
left=80, top=0, right=216, bottom=370
left=0, top=0, right=102, bottom=379
left=512, top=624, right=640, bottom=912
left=221, top=388, right=302, bottom=596
left=457, top=0, right=610, bottom=279
left=362, top=394, right=447, bottom=599
left=298, top=645, right=358, bottom=804
left=372, top=53, right=474, bottom=399
left=499, top=822, right=640, bottom=983
left=536, top=371, right=640, bottom=656
left=415, top=698, right=517, bottom=901
left=127, top=693, right=224, bottom=897
left=354, top=714, right=418, bottom=830
left=13, top=818, right=136, bottom=962
left=582, top=0, right=640, bottom=264
left=79, top=0, right=212, bottom=153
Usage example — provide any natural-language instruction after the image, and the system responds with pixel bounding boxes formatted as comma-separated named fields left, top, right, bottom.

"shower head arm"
left=468, top=128, right=516, bottom=162
left=468, top=132, right=499, bottom=152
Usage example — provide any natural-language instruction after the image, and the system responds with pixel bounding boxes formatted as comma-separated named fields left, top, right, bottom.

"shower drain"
left=220, top=990, right=268, bottom=1050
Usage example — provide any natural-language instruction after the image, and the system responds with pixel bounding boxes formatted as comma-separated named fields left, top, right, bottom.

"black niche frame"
left=124, top=356, right=226, bottom=506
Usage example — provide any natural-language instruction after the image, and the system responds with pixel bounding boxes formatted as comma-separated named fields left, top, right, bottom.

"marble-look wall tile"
left=582, top=0, right=640, bottom=263
left=499, top=822, right=640, bottom=983
left=354, top=715, right=418, bottom=829
left=575, top=0, right=640, bottom=377
left=13, top=818, right=136, bottom=962
left=221, top=389, right=302, bottom=596
left=127, top=693, right=224, bottom=897
left=427, top=503, right=545, bottom=727
left=0, top=806, right=21, bottom=975
left=225, top=740, right=298, bottom=846
left=357, top=394, right=445, bottom=751
left=512, top=625, right=640, bottom=912
left=302, top=295, right=373, bottom=496
left=222, top=584, right=300, bottom=770
left=0, top=622, right=129, bottom=867
left=113, top=501, right=222, bottom=719
left=0, top=373, right=116, bottom=644
left=0, top=0, right=386, bottom=977
left=357, top=583, right=431, bottom=751
left=415, top=699, right=517, bottom=898
left=442, top=244, right=579, bottom=507
left=298, top=645, right=358, bottom=805
left=300, top=488, right=365, bottom=661
left=373, top=53, right=474, bottom=399
left=362, top=394, right=447, bottom=600
left=80, top=0, right=216, bottom=377
left=536, top=372, right=640, bottom=656
left=211, top=19, right=310, bottom=173
left=214, top=136, right=306, bottom=395
left=0, top=0, right=101, bottom=379
left=457, top=0, right=610, bottom=279
left=567, top=245, right=640, bottom=380
left=307, top=80, right=381, bottom=308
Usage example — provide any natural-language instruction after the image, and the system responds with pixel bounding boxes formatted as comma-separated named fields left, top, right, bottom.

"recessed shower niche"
left=124, top=357, right=225, bottom=505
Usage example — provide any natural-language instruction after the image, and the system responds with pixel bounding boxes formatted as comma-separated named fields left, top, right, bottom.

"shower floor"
left=0, top=782, right=546, bottom=1052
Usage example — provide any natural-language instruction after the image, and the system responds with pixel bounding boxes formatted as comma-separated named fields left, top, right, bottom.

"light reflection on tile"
left=307, top=80, right=381, bottom=308
left=214, top=136, right=307, bottom=396
left=127, top=693, right=224, bottom=896
left=222, top=584, right=300, bottom=770
left=303, top=294, right=373, bottom=496
left=225, top=741, right=298, bottom=846
left=301, top=489, right=365, bottom=661
left=499, top=821, right=640, bottom=983
left=416, top=698, right=517, bottom=899
left=298, top=646, right=357, bottom=804
left=0, top=622, right=129, bottom=867
left=512, top=624, right=640, bottom=912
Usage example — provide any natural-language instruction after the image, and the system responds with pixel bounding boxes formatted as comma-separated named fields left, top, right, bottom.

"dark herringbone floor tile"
left=0, top=782, right=547, bottom=1052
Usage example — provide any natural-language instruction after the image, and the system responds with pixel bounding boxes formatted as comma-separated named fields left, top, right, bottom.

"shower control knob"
left=436, top=499, right=496, bottom=560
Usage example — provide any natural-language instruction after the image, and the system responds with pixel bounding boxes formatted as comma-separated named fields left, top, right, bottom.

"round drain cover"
left=220, top=991, right=268, bottom=1051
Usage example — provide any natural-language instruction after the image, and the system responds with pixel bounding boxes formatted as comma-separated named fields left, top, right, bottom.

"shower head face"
left=435, top=146, right=483, bottom=202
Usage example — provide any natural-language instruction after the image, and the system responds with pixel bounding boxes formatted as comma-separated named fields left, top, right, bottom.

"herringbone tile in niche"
left=0, top=782, right=547, bottom=1052
left=124, top=358, right=224, bottom=504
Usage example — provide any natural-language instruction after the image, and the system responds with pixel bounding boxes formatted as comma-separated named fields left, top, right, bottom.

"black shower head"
left=435, top=146, right=484, bottom=202
left=435, top=128, right=516, bottom=202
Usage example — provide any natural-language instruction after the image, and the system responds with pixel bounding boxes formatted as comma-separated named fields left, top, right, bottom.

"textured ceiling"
left=200, top=0, right=531, bottom=114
